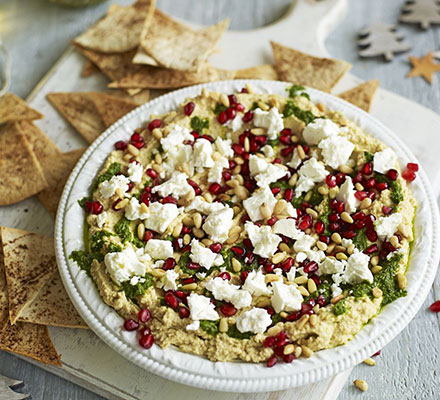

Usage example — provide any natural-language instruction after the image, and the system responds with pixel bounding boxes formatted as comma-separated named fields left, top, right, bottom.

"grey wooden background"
left=0, top=0, right=439, bottom=399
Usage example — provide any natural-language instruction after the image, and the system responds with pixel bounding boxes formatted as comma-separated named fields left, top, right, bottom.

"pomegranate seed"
left=329, top=222, right=341, bottom=232
left=242, top=110, right=254, bottom=122
left=282, top=189, right=293, bottom=202
left=325, top=175, right=337, bottom=188
left=235, top=103, right=245, bottom=112
left=329, top=213, right=340, bottom=223
left=382, top=206, right=393, bottom=215
left=186, top=262, right=200, bottom=271
left=232, top=143, right=245, bottom=155
left=209, top=183, right=222, bottom=195
left=146, top=168, right=158, bottom=179
left=90, top=201, right=103, bottom=215
left=267, top=216, right=278, bottom=226
left=386, top=169, right=398, bottom=181
left=376, top=181, right=388, bottom=191
left=231, top=246, right=245, bottom=257
left=280, top=128, right=292, bottom=136
left=143, top=230, right=154, bottom=242
left=263, top=336, right=276, bottom=348
left=178, top=306, right=190, bottom=319
left=132, top=140, right=145, bottom=149
left=364, top=244, right=378, bottom=254
left=281, top=257, right=294, bottom=272
left=228, top=94, right=237, bottom=105
left=201, top=134, right=214, bottom=143
left=297, top=214, right=312, bottom=231
left=273, top=157, right=281, bottom=164
left=352, top=211, right=365, bottom=221
left=362, top=162, right=373, bottom=175
left=303, top=261, right=318, bottom=274
left=240, top=270, right=248, bottom=283
left=317, top=295, right=327, bottom=307
left=354, top=219, right=366, bottom=230
left=372, top=350, right=381, bottom=357
left=264, top=263, right=274, bottom=273
left=365, top=214, right=376, bottom=227
left=365, top=229, right=377, bottom=242
left=286, top=311, right=301, bottom=321
left=429, top=300, right=440, bottom=312
left=407, top=162, right=419, bottom=172
left=355, top=191, right=368, bottom=201
left=353, top=172, right=363, bottom=183
left=164, top=292, right=179, bottom=309
left=226, top=107, right=236, bottom=120
left=191, top=131, right=200, bottom=139
left=300, top=303, right=314, bottom=315
left=342, top=230, right=356, bottom=239
left=218, top=111, right=228, bottom=124
left=254, top=135, right=268, bottom=146
left=209, top=243, right=222, bottom=253
left=187, top=179, right=202, bottom=195
left=271, top=187, right=281, bottom=195
left=319, top=235, right=330, bottom=244
left=273, top=346, right=285, bottom=357
left=131, top=132, right=142, bottom=142
left=243, top=238, right=253, bottom=249
left=182, top=278, right=195, bottom=286
left=220, top=303, right=237, bottom=316
left=222, top=170, right=232, bottom=181
left=241, top=87, right=249, bottom=93
left=114, top=140, right=127, bottom=150
left=162, top=196, right=177, bottom=204
left=139, top=334, right=154, bottom=349
left=138, top=309, right=151, bottom=323
left=148, top=119, right=161, bottom=131
left=402, top=169, right=416, bottom=182
left=162, top=257, right=176, bottom=271
left=181, top=226, right=191, bottom=235
left=218, top=271, right=231, bottom=281
left=267, top=354, right=278, bottom=368
left=315, top=220, right=325, bottom=234
left=366, top=177, right=376, bottom=188
left=281, top=146, right=294, bottom=157
left=283, top=354, right=295, bottom=363
left=280, top=135, right=292, bottom=145
left=124, top=319, right=139, bottom=331
left=140, top=327, right=151, bottom=336
left=184, top=102, right=195, bottom=116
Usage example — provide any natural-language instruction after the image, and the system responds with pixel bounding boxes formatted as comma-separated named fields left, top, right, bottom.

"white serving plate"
left=55, top=80, right=440, bottom=393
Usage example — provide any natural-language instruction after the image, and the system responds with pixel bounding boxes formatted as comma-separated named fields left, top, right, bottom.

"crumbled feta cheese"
left=295, top=177, right=315, bottom=196
left=208, top=156, right=229, bottom=183
left=294, top=234, right=316, bottom=252
left=125, top=197, right=149, bottom=221
left=236, top=308, right=272, bottom=334
left=249, top=155, right=287, bottom=188
left=215, top=137, right=234, bottom=158
left=225, top=114, right=244, bottom=132
left=205, top=277, right=252, bottom=309
left=296, top=158, right=329, bottom=195
left=245, top=222, right=281, bottom=258
left=96, top=211, right=107, bottom=228
left=302, top=118, right=339, bottom=145
left=242, top=270, right=272, bottom=296
left=99, top=175, right=130, bottom=199
left=161, top=143, right=193, bottom=178
left=160, top=125, right=193, bottom=152
left=261, top=144, right=275, bottom=158
left=144, top=239, right=174, bottom=260
left=285, top=202, right=298, bottom=218
left=318, top=136, right=354, bottom=169
left=159, top=270, right=179, bottom=291
left=373, top=148, right=397, bottom=174
left=129, top=276, right=145, bottom=286
left=186, top=320, right=200, bottom=331
left=286, top=268, right=297, bottom=282
left=319, top=257, right=346, bottom=275
left=127, top=162, right=143, bottom=183
left=185, top=196, right=227, bottom=214
left=104, top=245, right=149, bottom=284
left=242, top=186, right=277, bottom=222
left=193, top=138, right=215, bottom=171
left=143, top=202, right=180, bottom=233
left=343, top=251, right=373, bottom=284
left=202, top=207, right=234, bottom=243
left=272, top=218, right=304, bottom=240
left=190, top=239, right=224, bottom=269
left=287, top=148, right=302, bottom=169
left=306, top=249, right=326, bottom=263
left=271, top=281, right=303, bottom=313
left=296, top=252, right=307, bottom=263
left=375, top=213, right=403, bottom=240
left=152, top=171, right=193, bottom=199
left=187, top=293, right=219, bottom=321
left=336, top=176, right=359, bottom=213
left=253, top=107, right=284, bottom=139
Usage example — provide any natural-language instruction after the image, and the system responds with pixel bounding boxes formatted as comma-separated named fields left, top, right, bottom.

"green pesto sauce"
left=282, top=100, right=317, bottom=125
left=69, top=250, right=97, bottom=276
left=213, top=103, right=227, bottom=115
left=90, top=162, right=121, bottom=193
left=227, top=323, right=253, bottom=340
left=333, top=298, right=348, bottom=315
left=374, top=173, right=403, bottom=207
left=121, top=274, right=154, bottom=300
left=286, top=84, right=310, bottom=100
left=178, top=251, right=196, bottom=275
left=190, top=116, right=210, bottom=133
left=200, top=320, right=219, bottom=336
left=352, top=228, right=368, bottom=251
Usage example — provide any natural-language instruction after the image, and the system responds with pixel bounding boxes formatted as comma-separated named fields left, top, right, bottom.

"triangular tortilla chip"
left=73, top=0, right=155, bottom=53
left=1, top=227, right=57, bottom=324
left=235, top=64, right=279, bottom=80
left=132, top=47, right=159, bottom=66
left=271, top=41, right=352, bottom=92
left=0, top=123, right=48, bottom=206
left=338, top=80, right=379, bottom=112
left=0, top=243, right=8, bottom=333
left=106, top=89, right=151, bottom=105
left=47, top=92, right=106, bottom=143
left=82, top=60, right=99, bottom=77
left=0, top=322, right=61, bottom=366
left=18, top=271, right=88, bottom=329
left=90, top=93, right=138, bottom=127
left=0, top=93, right=43, bottom=124
left=38, top=148, right=86, bottom=218
left=140, top=10, right=229, bottom=72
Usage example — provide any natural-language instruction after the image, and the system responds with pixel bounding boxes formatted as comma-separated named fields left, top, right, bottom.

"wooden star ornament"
left=407, top=51, right=440, bottom=83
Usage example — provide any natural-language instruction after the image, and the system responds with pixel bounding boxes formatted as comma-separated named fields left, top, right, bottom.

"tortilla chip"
left=90, top=93, right=138, bottom=127
left=18, top=271, right=88, bottom=329
left=0, top=123, right=48, bottom=206
left=271, top=41, right=351, bottom=92
left=73, top=0, right=155, bottom=53
left=82, top=60, right=99, bottom=77
left=132, top=47, right=159, bottom=66
left=107, top=89, right=151, bottom=105
left=338, top=80, right=379, bottom=112
left=0, top=93, right=43, bottom=124
left=38, top=148, right=86, bottom=218
left=0, top=322, right=61, bottom=366
left=1, top=226, right=57, bottom=325
left=0, top=244, right=8, bottom=333
left=140, top=10, right=229, bottom=72
left=47, top=92, right=106, bottom=143
left=235, top=64, right=278, bottom=80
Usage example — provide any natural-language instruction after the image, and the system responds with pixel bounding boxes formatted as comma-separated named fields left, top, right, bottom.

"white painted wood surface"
left=0, top=0, right=439, bottom=399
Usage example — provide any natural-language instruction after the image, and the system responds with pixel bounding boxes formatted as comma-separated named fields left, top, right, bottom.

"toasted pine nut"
left=235, top=174, right=244, bottom=184
left=301, top=345, right=314, bottom=358
left=260, top=202, right=271, bottom=219
left=316, top=241, right=328, bottom=251
left=279, top=243, right=291, bottom=253
left=298, top=285, right=310, bottom=297
left=226, top=179, right=239, bottom=188
left=294, top=346, right=302, bottom=358
left=265, top=274, right=281, bottom=283
left=397, top=272, right=407, bottom=289
left=370, top=255, right=379, bottom=266
left=331, top=294, right=345, bottom=304
left=318, top=185, right=328, bottom=195
left=305, top=208, right=318, bottom=219
left=326, top=243, right=336, bottom=253
left=331, top=232, right=342, bottom=244
left=297, top=315, right=309, bottom=329
left=154, top=153, right=162, bottom=164
left=309, top=314, right=318, bottom=326
left=139, top=202, right=148, bottom=214
left=182, top=216, right=194, bottom=226
left=123, top=153, right=133, bottom=162
left=353, top=379, right=368, bottom=392
left=363, top=357, right=376, bottom=366
left=335, top=245, right=346, bottom=253
left=308, top=279, right=317, bottom=294
left=329, top=187, right=338, bottom=198
left=339, top=164, right=353, bottom=174
left=115, top=198, right=129, bottom=210
left=202, top=238, right=213, bottom=247
left=371, top=265, right=382, bottom=274
left=398, top=223, right=411, bottom=238
left=172, top=223, right=183, bottom=238
left=256, top=297, right=271, bottom=307
left=245, top=83, right=254, bottom=93
left=294, top=275, right=308, bottom=285
left=288, top=173, right=298, bottom=186
left=232, top=258, right=242, bottom=272
left=341, top=212, right=354, bottom=224
left=336, top=252, right=348, bottom=261
left=355, top=182, right=364, bottom=191
left=152, top=128, right=162, bottom=139
left=183, top=233, right=191, bottom=245
left=203, top=192, right=213, bottom=202
left=274, top=199, right=287, bottom=215
left=250, top=128, right=266, bottom=135
left=297, top=145, right=306, bottom=159
left=226, top=233, right=239, bottom=244
left=283, top=344, right=295, bottom=355
left=244, top=137, right=250, bottom=152
left=266, top=325, right=282, bottom=337
left=360, top=197, right=372, bottom=209
left=127, top=144, right=139, bottom=156
left=152, top=164, right=162, bottom=173
left=234, top=185, right=249, bottom=200
left=257, top=101, right=269, bottom=111
left=151, top=268, right=166, bottom=278
left=201, top=87, right=209, bottom=98
left=137, top=223, right=145, bottom=240
left=229, top=225, right=241, bottom=236
left=220, top=93, right=230, bottom=107
left=347, top=244, right=355, bottom=255
left=193, top=213, right=202, bottom=229
left=193, top=227, right=205, bottom=239
left=181, top=283, right=197, bottom=291
left=272, top=253, right=285, bottom=264
left=390, top=235, right=399, bottom=247
left=219, top=318, right=229, bottom=333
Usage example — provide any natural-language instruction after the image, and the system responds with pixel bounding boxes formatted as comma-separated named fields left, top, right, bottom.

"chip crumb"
left=363, top=357, right=376, bottom=366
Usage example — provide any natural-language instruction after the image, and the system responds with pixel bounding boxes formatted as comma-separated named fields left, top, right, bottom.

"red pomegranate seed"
left=139, top=192, right=151, bottom=205
left=163, top=258, right=176, bottom=271
left=114, top=140, right=127, bottom=150
left=364, top=230, right=377, bottom=243
left=209, top=182, right=222, bottom=195
left=353, top=172, right=363, bottom=183
left=187, top=179, right=202, bottom=195
left=235, top=103, right=245, bottom=112
left=148, top=119, right=161, bottom=131
left=143, top=230, right=154, bottom=242
left=267, top=216, right=278, bottom=226
left=240, top=270, right=248, bottom=283
left=362, top=162, right=373, bottom=175
left=131, top=132, right=142, bottom=142
left=181, top=226, right=191, bottom=235
left=138, top=309, right=151, bottom=323
left=242, top=110, right=254, bottom=122
left=283, top=354, right=295, bottom=363
left=315, top=220, right=325, bottom=234
left=226, top=107, right=236, bottom=120
left=201, top=134, right=214, bottom=143
left=352, top=211, right=365, bottom=221
left=191, top=131, right=200, bottom=139
left=376, top=181, right=388, bottom=191
left=284, top=188, right=294, bottom=202
left=271, top=187, right=281, bottom=195
left=263, top=336, right=276, bottom=348
left=218, top=271, right=231, bottom=281
left=286, top=311, right=301, bottom=321
left=228, top=94, right=237, bottom=105
left=325, top=175, right=337, bottom=188
left=178, top=306, right=190, bottom=319
left=220, top=303, right=237, bottom=316
left=365, top=214, right=376, bottom=226
left=164, top=292, right=179, bottom=309
left=241, top=87, right=249, bottom=93
left=184, top=102, right=195, bottom=116
left=132, top=140, right=145, bottom=149
left=372, top=350, right=381, bottom=357
left=140, top=327, right=151, bottom=336
left=354, top=219, right=366, bottom=230
left=243, top=238, right=253, bottom=249
left=280, top=135, right=292, bottom=145
left=429, top=300, right=440, bottom=312
left=218, top=110, right=228, bottom=124
left=281, top=146, right=294, bottom=157
left=267, top=354, right=278, bottom=368
left=186, top=262, right=200, bottom=271
left=364, top=244, right=378, bottom=254
left=407, top=162, right=419, bottom=172
left=124, top=319, right=139, bottom=331
left=297, top=214, right=312, bottom=231
left=222, top=170, right=232, bottom=181
left=319, top=235, right=330, bottom=244
left=386, top=169, right=398, bottom=181
left=209, top=243, right=222, bottom=253
left=317, top=295, right=327, bottom=307
left=335, top=172, right=346, bottom=185
left=329, top=222, right=341, bottom=232
left=303, top=261, right=318, bottom=274
left=175, top=291, right=187, bottom=300
left=366, top=177, right=376, bottom=188
left=355, top=191, right=368, bottom=201
left=281, top=257, right=294, bottom=272
left=280, top=128, right=292, bottom=136
left=146, top=168, right=158, bottom=179
left=330, top=199, right=344, bottom=213
left=382, top=206, right=393, bottom=215
left=232, top=143, right=245, bottom=155
left=254, top=135, right=268, bottom=146
left=329, top=213, right=340, bottom=223
left=342, top=230, right=356, bottom=239
left=231, top=246, right=245, bottom=257
left=182, top=277, right=195, bottom=285
left=139, top=334, right=154, bottom=349
left=90, top=201, right=103, bottom=215
left=402, top=169, right=416, bottom=182
left=273, top=157, right=281, bottom=164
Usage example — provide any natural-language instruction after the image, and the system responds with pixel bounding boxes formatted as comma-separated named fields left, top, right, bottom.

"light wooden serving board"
left=3, top=0, right=440, bottom=399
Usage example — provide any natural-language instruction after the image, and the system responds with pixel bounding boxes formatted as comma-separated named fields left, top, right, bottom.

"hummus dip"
left=70, top=84, right=417, bottom=366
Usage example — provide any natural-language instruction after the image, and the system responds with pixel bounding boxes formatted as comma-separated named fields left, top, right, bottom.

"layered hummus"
left=70, top=85, right=417, bottom=366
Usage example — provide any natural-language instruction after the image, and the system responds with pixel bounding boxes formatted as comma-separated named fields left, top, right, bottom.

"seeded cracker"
left=271, top=41, right=351, bottom=92
left=0, top=123, right=48, bottom=206
left=338, top=80, right=379, bottom=112
left=0, top=243, right=8, bottom=333
left=0, top=93, right=43, bottom=124
left=235, top=65, right=279, bottom=81
left=90, top=92, right=138, bottom=128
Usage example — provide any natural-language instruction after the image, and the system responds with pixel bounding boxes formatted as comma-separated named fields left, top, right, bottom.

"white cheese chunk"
left=186, top=320, right=200, bottom=331
left=143, top=202, right=180, bottom=233
left=373, top=148, right=397, bottom=174
left=336, top=176, right=359, bottom=213
left=285, top=202, right=298, bottom=218
left=343, top=251, right=373, bottom=284
left=208, top=156, right=229, bottom=183
left=190, top=239, right=224, bottom=269
left=104, top=245, right=149, bottom=284
left=193, top=138, right=215, bottom=171
left=287, top=148, right=302, bottom=169
left=242, top=270, right=272, bottom=296
left=187, top=293, right=219, bottom=321
left=271, top=281, right=303, bottom=313
left=249, top=155, right=287, bottom=188
left=215, top=137, right=234, bottom=158
left=295, top=177, right=315, bottom=196
left=242, top=186, right=277, bottom=222
left=295, top=158, right=329, bottom=195
left=375, top=213, right=403, bottom=240
left=161, top=143, right=193, bottom=178
left=272, top=218, right=304, bottom=240
left=302, top=118, right=339, bottom=145
left=286, top=268, right=297, bottom=282
left=296, top=252, right=308, bottom=263
left=236, top=308, right=272, bottom=334
left=253, top=107, right=284, bottom=139
left=144, top=239, right=174, bottom=260
left=306, top=249, right=326, bottom=263
left=205, top=277, right=252, bottom=309
left=245, top=222, right=281, bottom=258
left=293, top=234, right=316, bottom=252
left=185, top=196, right=227, bottom=214
left=125, top=197, right=149, bottom=221
left=225, top=114, right=244, bottom=132
left=159, top=270, right=179, bottom=291
left=319, top=257, right=346, bottom=275
left=261, top=144, right=275, bottom=158
left=202, top=207, right=234, bottom=243
left=96, top=211, right=107, bottom=228
left=152, top=171, right=193, bottom=199
left=127, top=161, right=143, bottom=184
left=160, top=125, right=193, bottom=152
left=318, top=136, right=355, bottom=169
left=99, top=175, right=130, bottom=199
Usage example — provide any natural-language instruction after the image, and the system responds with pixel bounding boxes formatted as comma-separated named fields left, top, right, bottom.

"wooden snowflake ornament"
left=358, top=23, right=411, bottom=61
left=407, top=51, right=440, bottom=83
left=400, top=0, right=440, bottom=30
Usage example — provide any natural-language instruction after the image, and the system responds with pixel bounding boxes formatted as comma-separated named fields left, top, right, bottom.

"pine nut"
left=201, top=87, right=209, bottom=98
left=202, top=238, right=213, bottom=247
left=181, top=283, right=197, bottom=291
left=193, top=227, right=205, bottom=239
left=288, top=173, right=298, bottom=186
left=265, top=274, right=281, bottom=283
left=115, top=198, right=129, bottom=210
left=151, top=268, right=166, bottom=278
left=123, top=153, right=133, bottom=162
left=137, top=223, right=145, bottom=240
left=139, top=202, right=148, bottom=214
left=390, top=235, right=399, bottom=247
left=371, top=265, right=382, bottom=274
left=297, top=315, right=309, bottom=329
left=308, top=279, right=317, bottom=293
left=336, top=252, right=348, bottom=261
left=329, top=187, right=339, bottom=198
left=371, top=287, right=382, bottom=298
left=256, top=297, right=271, bottom=307
left=244, top=137, right=250, bottom=152
left=353, top=379, right=368, bottom=392
left=305, top=208, right=318, bottom=219
left=294, top=346, right=302, bottom=358
left=326, top=243, right=336, bottom=253
left=260, top=202, right=271, bottom=219
left=226, top=233, right=239, bottom=244
left=203, top=192, right=213, bottom=202
left=335, top=245, right=346, bottom=253
left=229, top=225, right=241, bottom=236
left=232, top=206, right=241, bottom=216
left=234, top=185, right=249, bottom=200
left=294, top=275, right=308, bottom=285
left=398, top=223, right=411, bottom=238
left=172, top=223, right=183, bottom=238
left=341, top=212, right=353, bottom=223
left=360, top=197, right=372, bottom=209
left=219, top=318, right=229, bottom=333
left=182, top=216, right=194, bottom=226
left=250, top=127, right=266, bottom=135
left=298, top=285, right=310, bottom=297
left=235, top=174, right=244, bottom=184
left=316, top=241, right=328, bottom=251
left=127, top=144, right=139, bottom=156
left=331, top=233, right=342, bottom=244
left=309, top=314, right=318, bottom=327
left=370, top=255, right=379, bottom=266
left=193, top=213, right=202, bottom=229
left=258, top=101, right=269, bottom=111
left=274, top=199, right=287, bottom=215
left=347, top=244, right=355, bottom=255
left=297, top=145, right=306, bottom=159
left=183, top=233, right=191, bottom=245
left=152, top=164, right=162, bottom=173
left=154, top=153, right=162, bottom=164
left=304, top=190, right=312, bottom=202
left=339, top=164, right=353, bottom=174
left=266, top=325, right=282, bottom=336
left=363, top=357, right=376, bottom=366
left=232, top=258, right=242, bottom=272
left=279, top=243, right=291, bottom=253
left=152, top=128, right=162, bottom=139
left=272, top=253, right=286, bottom=264
left=226, top=179, right=239, bottom=188
left=220, top=93, right=230, bottom=107
left=233, top=165, right=241, bottom=174
left=245, top=83, right=254, bottom=93
left=301, top=345, right=314, bottom=358
left=397, top=272, right=407, bottom=289
left=283, top=344, right=295, bottom=355
left=318, top=185, right=328, bottom=195
left=331, top=294, right=345, bottom=304
left=355, top=182, right=364, bottom=191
